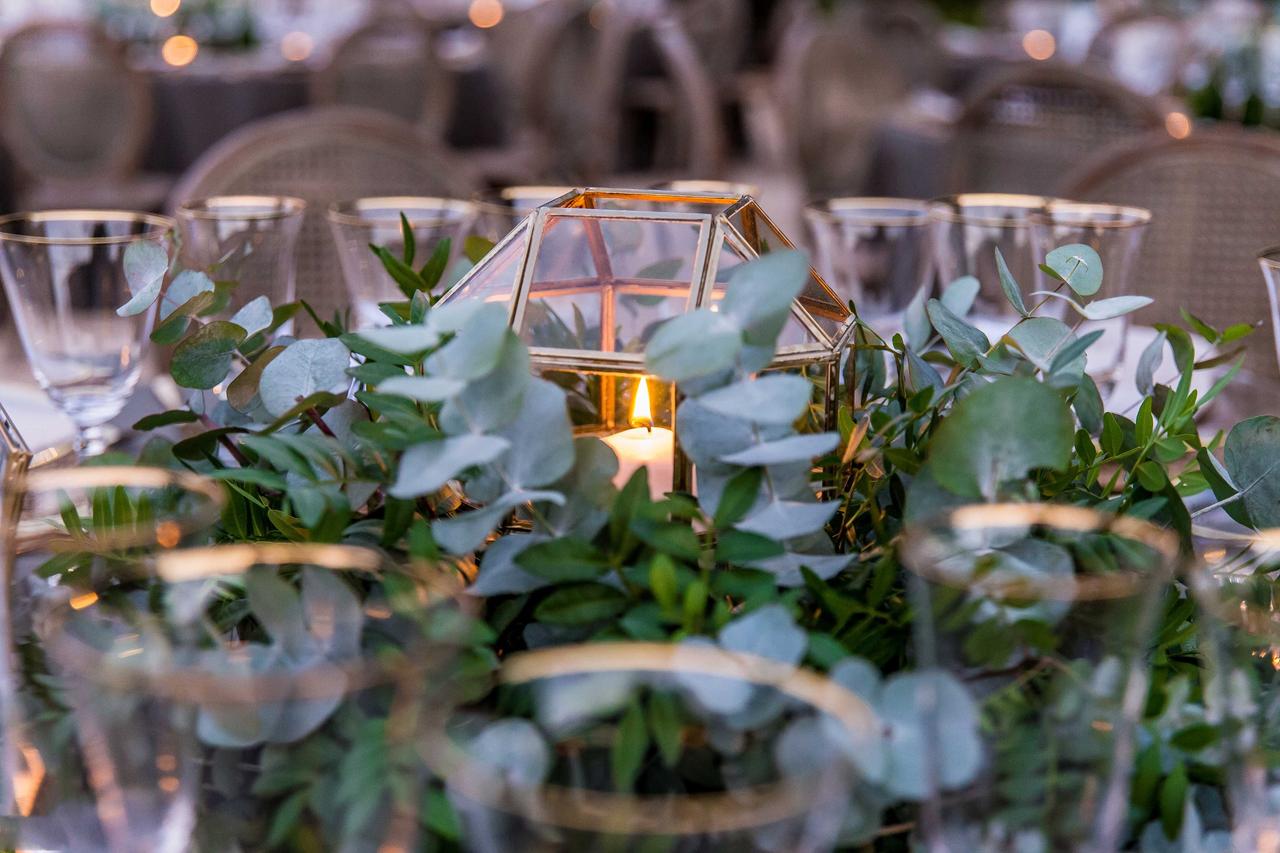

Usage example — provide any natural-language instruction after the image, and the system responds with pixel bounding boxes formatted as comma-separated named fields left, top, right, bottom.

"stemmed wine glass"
left=901, top=503, right=1180, bottom=852
left=0, top=211, right=173, bottom=458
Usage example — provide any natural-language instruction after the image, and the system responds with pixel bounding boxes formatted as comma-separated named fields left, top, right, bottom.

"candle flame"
left=631, top=377, right=654, bottom=431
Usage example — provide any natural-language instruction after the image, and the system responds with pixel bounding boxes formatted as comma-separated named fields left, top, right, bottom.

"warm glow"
left=161, top=34, right=199, bottom=67
left=1165, top=111, right=1192, bottom=139
left=14, top=744, right=44, bottom=816
left=155, top=520, right=181, bottom=549
left=468, top=0, right=504, bottom=28
left=630, top=377, right=654, bottom=429
left=280, top=30, right=314, bottom=62
left=69, top=591, right=99, bottom=611
left=1022, top=29, right=1056, bottom=61
left=150, top=0, right=180, bottom=17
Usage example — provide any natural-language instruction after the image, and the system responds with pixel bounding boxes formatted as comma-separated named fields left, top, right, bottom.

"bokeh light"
left=150, top=0, right=181, bottom=17
left=468, top=0, right=504, bottom=29
left=280, top=31, right=314, bottom=62
left=1165, top=111, right=1192, bottom=139
left=1022, top=29, right=1056, bottom=61
left=161, top=34, right=198, bottom=67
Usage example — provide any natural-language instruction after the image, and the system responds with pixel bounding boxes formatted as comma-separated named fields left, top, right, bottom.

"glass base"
left=73, top=424, right=117, bottom=460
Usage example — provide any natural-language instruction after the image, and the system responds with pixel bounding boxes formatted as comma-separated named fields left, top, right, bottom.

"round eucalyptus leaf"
left=719, top=250, right=809, bottom=344
left=379, top=375, right=466, bottom=402
left=698, top=374, right=811, bottom=425
left=496, top=378, right=575, bottom=489
left=428, top=301, right=511, bottom=380
left=1007, top=317, right=1072, bottom=373
left=350, top=324, right=441, bottom=356
left=927, top=376, right=1073, bottom=500
left=719, top=604, right=807, bottom=666
left=1224, top=415, right=1280, bottom=528
left=229, top=295, right=273, bottom=337
left=171, top=320, right=246, bottom=389
left=940, top=275, right=980, bottom=318
left=736, top=498, right=836, bottom=541
left=391, top=434, right=512, bottom=499
left=1045, top=244, right=1103, bottom=296
left=926, top=299, right=989, bottom=367
left=467, top=720, right=550, bottom=787
left=159, top=269, right=215, bottom=320
left=880, top=669, right=982, bottom=797
left=717, top=432, right=839, bottom=466
left=259, top=338, right=351, bottom=418
left=645, top=310, right=743, bottom=382
left=118, top=240, right=169, bottom=316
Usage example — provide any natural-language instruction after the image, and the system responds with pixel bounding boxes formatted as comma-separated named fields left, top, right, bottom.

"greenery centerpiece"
left=10, top=213, right=1280, bottom=851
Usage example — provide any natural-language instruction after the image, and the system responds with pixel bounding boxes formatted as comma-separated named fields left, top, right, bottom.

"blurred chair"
left=0, top=21, right=169, bottom=211
left=311, top=12, right=453, bottom=135
left=950, top=62, right=1166, bottom=195
left=1062, top=125, right=1280, bottom=373
left=768, top=3, right=911, bottom=195
left=168, top=107, right=476, bottom=319
left=498, top=0, right=723, bottom=182
left=1086, top=11, right=1192, bottom=96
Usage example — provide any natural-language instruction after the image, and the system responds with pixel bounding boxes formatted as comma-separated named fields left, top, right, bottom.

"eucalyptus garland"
left=18, top=215, right=1280, bottom=851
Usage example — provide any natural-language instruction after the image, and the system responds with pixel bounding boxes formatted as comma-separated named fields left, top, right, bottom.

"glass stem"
left=75, top=424, right=113, bottom=459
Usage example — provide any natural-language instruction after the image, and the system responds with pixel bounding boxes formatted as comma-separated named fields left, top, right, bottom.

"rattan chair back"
left=168, top=107, right=476, bottom=318
left=952, top=62, right=1165, bottom=195
left=0, top=21, right=152, bottom=182
left=1063, top=126, right=1280, bottom=375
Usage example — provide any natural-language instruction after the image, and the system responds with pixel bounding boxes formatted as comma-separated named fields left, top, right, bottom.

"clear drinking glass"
left=425, top=641, right=879, bottom=852
left=1191, top=528, right=1280, bottom=850
left=928, top=194, right=1053, bottom=325
left=31, top=541, right=472, bottom=852
left=901, top=503, right=1180, bottom=852
left=0, top=211, right=173, bottom=458
left=175, top=196, right=305, bottom=314
left=329, top=197, right=475, bottom=328
left=469, top=186, right=572, bottom=244
left=1030, top=202, right=1152, bottom=379
left=1256, top=248, right=1280, bottom=374
left=804, top=197, right=933, bottom=319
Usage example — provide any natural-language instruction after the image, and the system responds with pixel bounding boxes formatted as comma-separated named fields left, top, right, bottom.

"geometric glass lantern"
left=438, top=187, right=853, bottom=494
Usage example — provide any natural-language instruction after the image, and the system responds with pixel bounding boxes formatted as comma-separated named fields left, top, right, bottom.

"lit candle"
left=601, top=377, right=674, bottom=498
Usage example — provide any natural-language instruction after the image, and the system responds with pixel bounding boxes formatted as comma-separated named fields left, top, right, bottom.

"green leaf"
left=1035, top=292, right=1152, bottom=321
left=419, top=237, right=452, bottom=291
left=227, top=345, right=285, bottom=412
left=400, top=212, right=417, bottom=267
left=1045, top=243, right=1103, bottom=296
left=631, top=519, right=701, bottom=561
left=159, top=269, right=215, bottom=320
left=714, top=467, right=763, bottom=527
left=371, top=245, right=425, bottom=298
left=940, top=275, right=979, bottom=318
left=718, top=433, right=839, bottom=466
left=205, top=468, right=286, bottom=490
left=1159, top=762, right=1188, bottom=839
left=1136, top=330, right=1167, bottom=396
left=464, top=235, right=496, bottom=264
left=647, top=692, right=683, bottom=767
left=1197, top=447, right=1253, bottom=527
left=926, top=298, right=989, bottom=367
left=1075, top=375, right=1104, bottom=435
left=516, top=537, right=610, bottom=582
left=391, top=434, right=510, bottom=498
left=1224, top=416, right=1280, bottom=527
left=995, top=247, right=1027, bottom=315
left=1169, top=721, right=1219, bottom=751
left=1180, top=307, right=1218, bottom=342
left=718, top=250, right=808, bottom=346
left=259, top=339, right=351, bottom=418
left=645, top=310, right=742, bottom=383
left=1007, top=317, right=1072, bottom=372
left=132, top=410, right=199, bottom=431
left=534, top=583, right=627, bottom=624
left=648, top=554, right=680, bottom=610
left=611, top=701, right=649, bottom=791
left=716, top=529, right=784, bottom=562
left=697, top=375, right=811, bottom=425
left=377, top=375, right=465, bottom=402
left=1135, top=461, right=1168, bottom=492
left=171, top=321, right=246, bottom=389
left=928, top=377, right=1074, bottom=499
left=229, top=295, right=273, bottom=337
left=117, top=239, right=169, bottom=316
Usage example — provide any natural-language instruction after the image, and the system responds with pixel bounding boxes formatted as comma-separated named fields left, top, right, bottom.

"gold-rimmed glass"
left=175, top=196, right=305, bottom=316
left=1256, top=248, right=1280, bottom=375
left=30, top=541, right=473, bottom=852
left=928, top=193, right=1054, bottom=323
left=1191, top=528, right=1280, bottom=850
left=1030, top=202, right=1152, bottom=379
left=469, top=186, right=573, bottom=244
left=901, top=503, right=1180, bottom=852
left=328, top=197, right=475, bottom=328
left=0, top=211, right=173, bottom=458
left=425, top=641, right=880, bottom=852
left=804, top=197, right=932, bottom=318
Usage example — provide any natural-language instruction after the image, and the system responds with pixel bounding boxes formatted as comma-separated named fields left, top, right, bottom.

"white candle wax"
left=601, top=426, right=675, bottom=498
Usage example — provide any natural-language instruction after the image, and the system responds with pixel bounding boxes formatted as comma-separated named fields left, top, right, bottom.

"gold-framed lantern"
left=439, top=188, right=852, bottom=494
